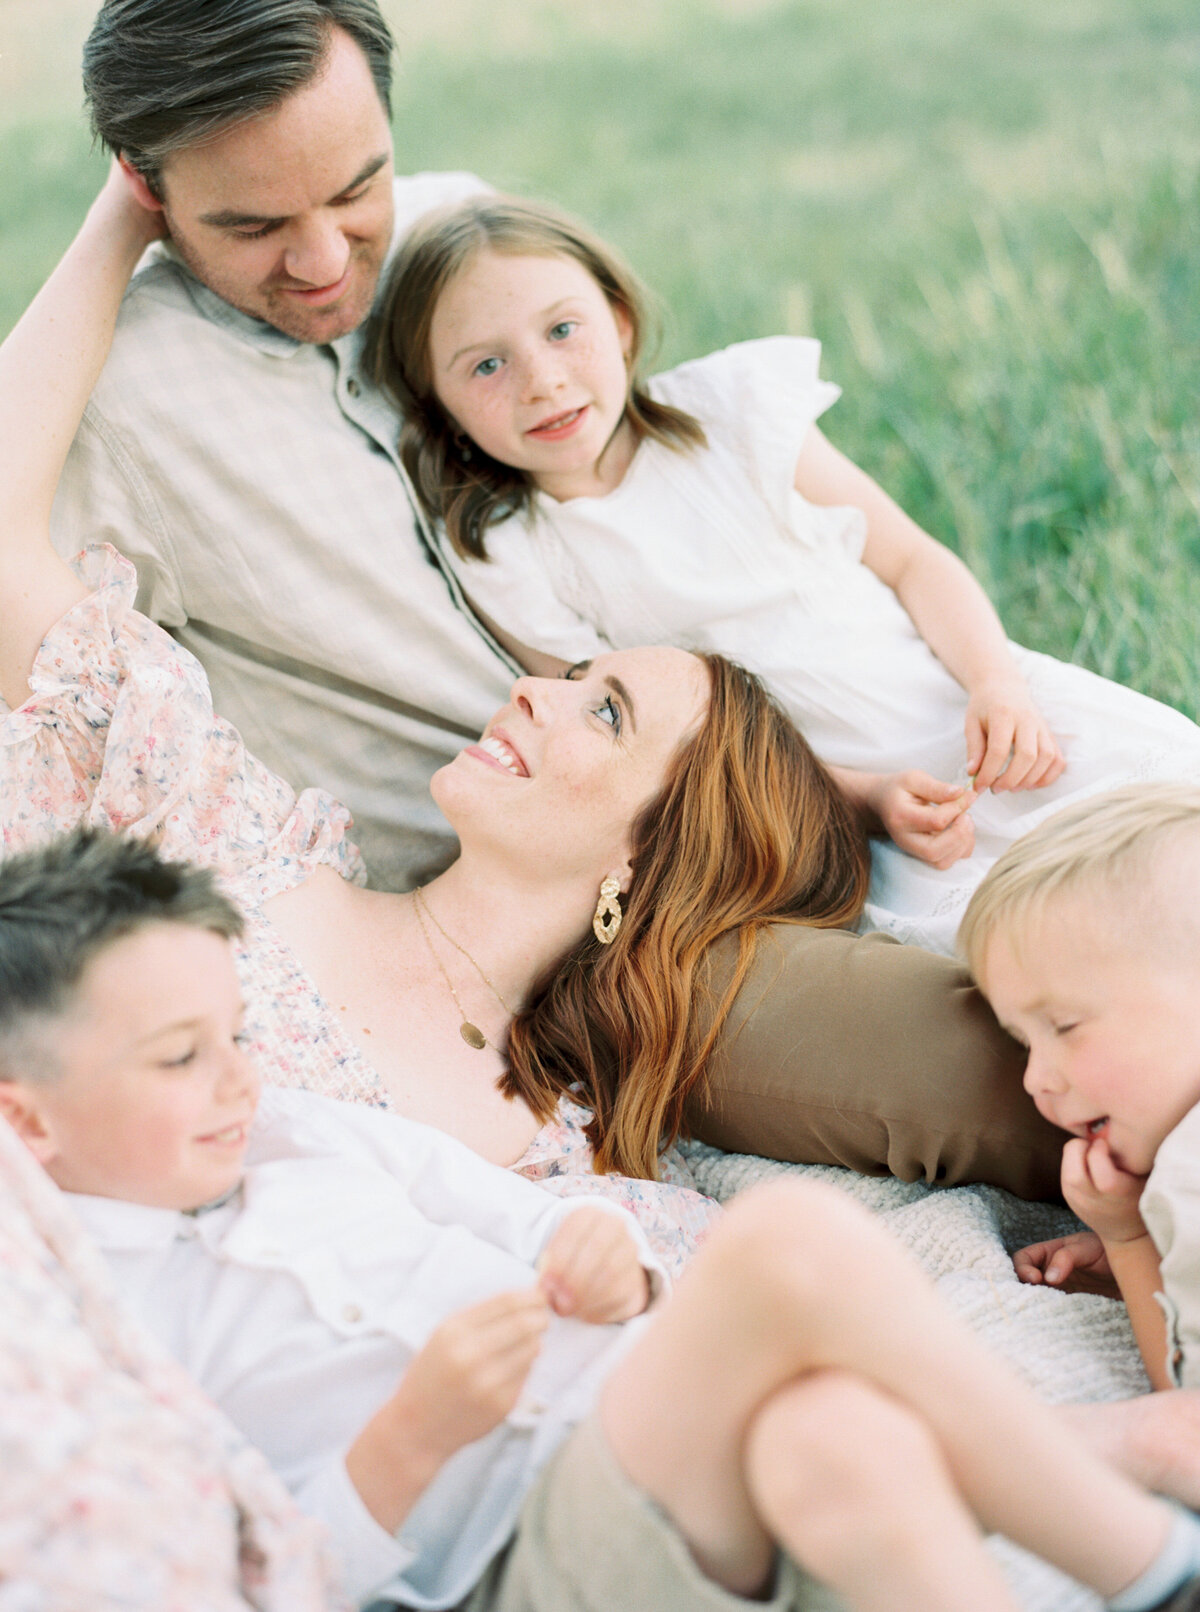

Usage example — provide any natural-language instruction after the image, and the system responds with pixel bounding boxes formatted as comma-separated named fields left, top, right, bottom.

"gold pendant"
left=459, top=1021, right=488, bottom=1050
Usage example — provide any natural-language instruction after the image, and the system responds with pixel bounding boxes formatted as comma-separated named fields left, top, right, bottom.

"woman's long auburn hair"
left=371, top=195, right=707, bottom=561
left=503, top=654, right=871, bottom=1180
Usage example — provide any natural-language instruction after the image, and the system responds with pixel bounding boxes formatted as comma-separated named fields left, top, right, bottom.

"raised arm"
left=794, top=425, right=1065, bottom=794
left=0, top=168, right=163, bottom=710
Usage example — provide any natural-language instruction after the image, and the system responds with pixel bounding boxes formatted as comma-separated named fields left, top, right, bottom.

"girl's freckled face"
left=428, top=249, right=637, bottom=501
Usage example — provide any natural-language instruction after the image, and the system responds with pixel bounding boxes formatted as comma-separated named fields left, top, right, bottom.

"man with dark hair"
left=53, top=0, right=510, bottom=893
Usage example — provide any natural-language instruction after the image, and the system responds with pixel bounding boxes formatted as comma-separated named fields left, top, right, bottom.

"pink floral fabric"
left=0, top=550, right=717, bottom=1595
left=1, top=548, right=718, bottom=1268
left=0, top=1112, right=345, bottom=1611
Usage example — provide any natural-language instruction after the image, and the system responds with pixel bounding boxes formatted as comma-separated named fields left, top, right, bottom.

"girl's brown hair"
left=502, top=654, right=870, bottom=1179
left=372, top=196, right=707, bottom=561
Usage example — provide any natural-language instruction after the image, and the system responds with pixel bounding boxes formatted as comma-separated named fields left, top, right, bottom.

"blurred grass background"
left=2, top=0, right=1197, bottom=712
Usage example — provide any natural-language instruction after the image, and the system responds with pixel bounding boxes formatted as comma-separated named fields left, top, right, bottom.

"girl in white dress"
left=374, top=196, right=1200, bottom=954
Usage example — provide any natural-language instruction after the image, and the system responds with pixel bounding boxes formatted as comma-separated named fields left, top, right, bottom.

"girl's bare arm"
left=793, top=425, right=1064, bottom=794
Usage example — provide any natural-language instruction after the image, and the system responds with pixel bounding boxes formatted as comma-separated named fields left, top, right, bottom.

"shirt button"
left=342, top=1303, right=363, bottom=1324
left=346, top=377, right=361, bottom=397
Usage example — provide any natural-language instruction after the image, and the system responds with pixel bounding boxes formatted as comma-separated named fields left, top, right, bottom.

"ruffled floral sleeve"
left=1, top=547, right=364, bottom=906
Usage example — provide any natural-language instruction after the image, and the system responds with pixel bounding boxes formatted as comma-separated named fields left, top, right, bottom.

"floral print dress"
left=0, top=546, right=719, bottom=1604
left=1, top=548, right=718, bottom=1277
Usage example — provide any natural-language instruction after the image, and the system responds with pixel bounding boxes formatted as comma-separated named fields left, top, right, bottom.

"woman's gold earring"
left=592, top=876, right=623, bottom=945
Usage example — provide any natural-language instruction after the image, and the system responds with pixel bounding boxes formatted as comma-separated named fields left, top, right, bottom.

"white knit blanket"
left=684, top=1143, right=1152, bottom=1611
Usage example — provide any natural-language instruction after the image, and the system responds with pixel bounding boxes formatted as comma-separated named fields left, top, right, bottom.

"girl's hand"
left=1013, top=1230, right=1115, bottom=1293
left=871, top=770, right=977, bottom=870
left=1060, top=1136, right=1148, bottom=1247
left=538, top=1208, right=651, bottom=1324
left=390, top=1288, right=550, bottom=1461
left=965, top=677, right=1065, bottom=793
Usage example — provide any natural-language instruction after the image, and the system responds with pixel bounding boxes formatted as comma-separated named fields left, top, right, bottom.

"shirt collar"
left=145, top=240, right=318, bottom=360
left=67, top=1184, right=244, bottom=1251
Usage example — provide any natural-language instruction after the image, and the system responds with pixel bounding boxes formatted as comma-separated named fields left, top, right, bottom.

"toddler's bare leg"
left=745, top=1371, right=1018, bottom=1612
left=601, top=1178, right=1172, bottom=1605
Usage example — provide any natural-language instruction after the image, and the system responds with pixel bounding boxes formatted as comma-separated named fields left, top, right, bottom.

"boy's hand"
left=393, top=1289, right=550, bottom=1459
left=871, top=770, right=977, bottom=869
left=1060, top=1136, right=1148, bottom=1247
left=1014, top=1230, right=1117, bottom=1294
left=538, top=1207, right=651, bottom=1324
left=345, top=1289, right=548, bottom=1534
left=965, top=677, right=1065, bottom=793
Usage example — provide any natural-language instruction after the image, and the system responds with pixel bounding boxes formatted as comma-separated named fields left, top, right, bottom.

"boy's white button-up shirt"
left=69, top=1088, right=662, bottom=1610
left=50, top=172, right=517, bottom=894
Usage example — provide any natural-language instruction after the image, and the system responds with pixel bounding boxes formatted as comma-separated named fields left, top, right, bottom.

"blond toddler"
left=962, top=784, right=1200, bottom=1399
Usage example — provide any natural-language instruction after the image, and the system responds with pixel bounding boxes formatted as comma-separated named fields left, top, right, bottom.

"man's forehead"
left=156, top=26, right=392, bottom=217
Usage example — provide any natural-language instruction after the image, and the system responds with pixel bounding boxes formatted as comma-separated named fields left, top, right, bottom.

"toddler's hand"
left=395, top=1289, right=549, bottom=1460
left=538, top=1207, right=651, bottom=1324
left=1060, top=1136, right=1148, bottom=1247
left=965, top=678, right=1065, bottom=793
left=1013, top=1230, right=1116, bottom=1294
left=873, top=770, right=977, bottom=869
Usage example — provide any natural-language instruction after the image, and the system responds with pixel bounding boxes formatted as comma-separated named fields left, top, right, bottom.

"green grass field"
left=2, top=0, right=1197, bottom=712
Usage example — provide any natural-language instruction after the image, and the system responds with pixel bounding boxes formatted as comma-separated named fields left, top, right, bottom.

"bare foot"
left=1060, top=1391, right=1200, bottom=1508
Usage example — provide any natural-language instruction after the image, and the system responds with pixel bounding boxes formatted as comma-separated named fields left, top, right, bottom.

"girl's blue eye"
left=473, top=356, right=502, bottom=378
left=595, top=695, right=622, bottom=735
left=548, top=321, right=576, bottom=342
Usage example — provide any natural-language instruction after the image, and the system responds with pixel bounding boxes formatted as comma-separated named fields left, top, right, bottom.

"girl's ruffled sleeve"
left=1, top=546, right=363, bottom=896
left=652, top=337, right=867, bottom=561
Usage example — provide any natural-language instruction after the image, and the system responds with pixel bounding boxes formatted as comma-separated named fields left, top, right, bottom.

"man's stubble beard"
left=164, top=219, right=387, bottom=345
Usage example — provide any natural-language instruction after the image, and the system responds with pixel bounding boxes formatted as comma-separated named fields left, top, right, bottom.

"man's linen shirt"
left=68, top=1087, right=661, bottom=1611
left=51, top=172, right=515, bottom=893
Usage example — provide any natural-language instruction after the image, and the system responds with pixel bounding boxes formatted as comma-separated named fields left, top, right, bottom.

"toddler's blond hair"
left=959, top=783, right=1200, bottom=981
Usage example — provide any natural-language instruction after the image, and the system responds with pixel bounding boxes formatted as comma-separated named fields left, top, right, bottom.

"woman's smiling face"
left=432, top=648, right=710, bottom=887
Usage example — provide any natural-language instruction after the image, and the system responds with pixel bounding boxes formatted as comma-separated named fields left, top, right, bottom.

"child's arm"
left=0, top=166, right=164, bottom=710
left=794, top=426, right=1065, bottom=794
left=345, top=1214, right=651, bottom=1536
left=345, top=1288, right=549, bottom=1534
left=1060, top=1135, right=1170, bottom=1390
left=278, top=1090, right=666, bottom=1294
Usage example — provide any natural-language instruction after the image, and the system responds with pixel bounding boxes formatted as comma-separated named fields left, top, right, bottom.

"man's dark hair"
left=83, top=0, right=395, bottom=198
left=0, top=830, right=243, bottom=1083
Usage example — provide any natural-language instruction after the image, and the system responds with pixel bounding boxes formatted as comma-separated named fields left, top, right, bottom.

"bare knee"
left=745, top=1370, right=953, bottom=1578
left=702, top=1177, right=908, bottom=1309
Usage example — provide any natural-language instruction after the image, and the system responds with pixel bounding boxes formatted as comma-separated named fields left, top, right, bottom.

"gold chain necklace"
left=411, top=886, right=515, bottom=1052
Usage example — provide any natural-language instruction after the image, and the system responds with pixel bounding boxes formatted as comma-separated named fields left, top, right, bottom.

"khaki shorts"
left=458, top=1413, right=845, bottom=1612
